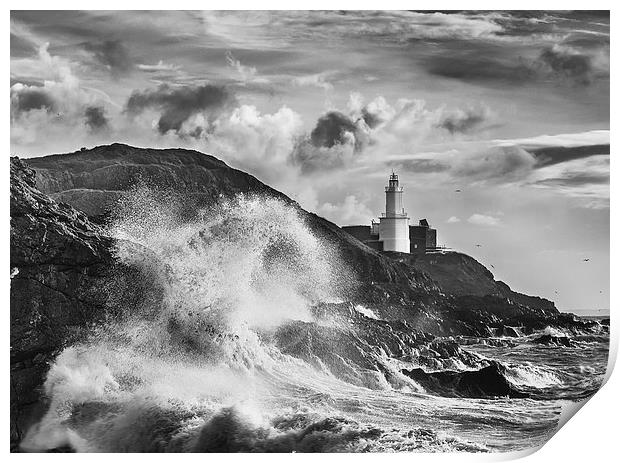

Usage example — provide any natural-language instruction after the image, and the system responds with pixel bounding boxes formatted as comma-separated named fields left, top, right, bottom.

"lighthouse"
left=378, top=172, right=410, bottom=252
left=342, top=172, right=437, bottom=254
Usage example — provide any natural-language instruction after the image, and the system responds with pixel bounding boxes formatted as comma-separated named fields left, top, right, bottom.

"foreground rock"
left=401, top=361, right=529, bottom=399
left=9, top=158, right=158, bottom=448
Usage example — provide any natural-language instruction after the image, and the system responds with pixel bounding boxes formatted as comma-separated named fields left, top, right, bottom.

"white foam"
left=354, top=304, right=379, bottom=320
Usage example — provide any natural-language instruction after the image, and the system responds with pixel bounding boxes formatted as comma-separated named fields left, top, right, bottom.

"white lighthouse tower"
left=379, top=172, right=410, bottom=253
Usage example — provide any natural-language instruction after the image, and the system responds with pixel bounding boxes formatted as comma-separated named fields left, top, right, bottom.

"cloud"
left=528, top=155, right=609, bottom=208
left=467, top=213, right=501, bottom=226
left=291, top=138, right=357, bottom=174
left=225, top=51, right=259, bottom=83
left=437, top=105, right=492, bottom=134
left=10, top=84, right=55, bottom=114
left=446, top=216, right=461, bottom=223
left=137, top=60, right=181, bottom=72
left=83, top=40, right=133, bottom=75
left=452, top=145, right=537, bottom=182
left=290, top=95, right=501, bottom=174
left=10, top=32, right=37, bottom=58
left=292, top=72, right=334, bottom=91
left=534, top=172, right=609, bottom=187
left=316, top=195, right=374, bottom=225
left=530, top=144, right=609, bottom=168
left=423, top=47, right=536, bottom=85
left=204, top=104, right=303, bottom=181
left=497, top=130, right=609, bottom=148
left=539, top=45, right=594, bottom=85
left=84, top=105, right=109, bottom=131
left=10, top=42, right=117, bottom=154
left=422, top=34, right=607, bottom=88
left=396, top=158, right=450, bottom=174
left=124, top=84, right=235, bottom=135
left=290, top=108, right=374, bottom=173
left=310, top=111, right=360, bottom=149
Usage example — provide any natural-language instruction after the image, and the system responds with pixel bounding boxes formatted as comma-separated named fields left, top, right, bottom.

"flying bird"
left=583, top=258, right=590, bottom=262
left=455, top=189, right=461, bottom=193
left=475, top=244, right=482, bottom=248
left=490, top=264, right=495, bottom=268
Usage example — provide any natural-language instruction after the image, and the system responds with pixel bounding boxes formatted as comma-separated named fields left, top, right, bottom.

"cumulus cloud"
left=316, top=195, right=374, bottom=225
left=310, top=111, right=361, bottom=149
left=290, top=95, right=500, bottom=174
left=83, top=40, right=133, bottom=75
left=10, top=42, right=114, bottom=152
left=291, top=140, right=357, bottom=174
left=290, top=109, right=370, bottom=173
left=467, top=213, right=502, bottom=226
left=204, top=104, right=303, bottom=181
left=11, top=85, right=55, bottom=114
left=84, top=105, right=109, bottom=131
left=124, top=84, right=235, bottom=135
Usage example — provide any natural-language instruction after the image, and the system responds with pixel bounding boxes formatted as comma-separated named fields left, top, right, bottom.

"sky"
left=10, top=10, right=610, bottom=314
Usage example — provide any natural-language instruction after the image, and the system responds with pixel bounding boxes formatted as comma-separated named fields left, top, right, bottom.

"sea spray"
left=22, top=187, right=365, bottom=451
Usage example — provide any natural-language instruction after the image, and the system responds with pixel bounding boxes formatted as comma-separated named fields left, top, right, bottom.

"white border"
left=4, top=2, right=617, bottom=461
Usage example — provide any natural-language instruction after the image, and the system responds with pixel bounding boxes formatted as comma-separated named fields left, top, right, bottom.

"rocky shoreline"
left=10, top=145, right=604, bottom=449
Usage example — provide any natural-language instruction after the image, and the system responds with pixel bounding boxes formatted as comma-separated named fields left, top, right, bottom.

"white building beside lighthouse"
left=378, top=172, right=410, bottom=252
left=342, top=172, right=438, bottom=255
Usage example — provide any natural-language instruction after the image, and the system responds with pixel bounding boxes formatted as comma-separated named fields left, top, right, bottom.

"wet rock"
left=10, top=158, right=161, bottom=449
left=402, top=361, right=528, bottom=399
left=532, top=334, right=575, bottom=347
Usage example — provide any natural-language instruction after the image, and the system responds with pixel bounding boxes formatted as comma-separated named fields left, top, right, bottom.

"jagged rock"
left=401, top=361, right=529, bottom=399
left=532, top=334, right=575, bottom=347
left=9, top=157, right=161, bottom=449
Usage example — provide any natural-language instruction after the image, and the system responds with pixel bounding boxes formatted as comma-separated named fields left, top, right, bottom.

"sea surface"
left=20, top=191, right=610, bottom=453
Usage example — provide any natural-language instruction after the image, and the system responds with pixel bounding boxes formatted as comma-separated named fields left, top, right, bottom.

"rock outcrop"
left=391, top=251, right=557, bottom=313
left=9, top=158, right=158, bottom=448
left=26, top=143, right=288, bottom=219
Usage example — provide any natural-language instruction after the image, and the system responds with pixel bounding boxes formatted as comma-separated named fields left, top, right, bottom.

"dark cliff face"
left=10, top=157, right=114, bottom=445
left=9, top=158, right=160, bottom=447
